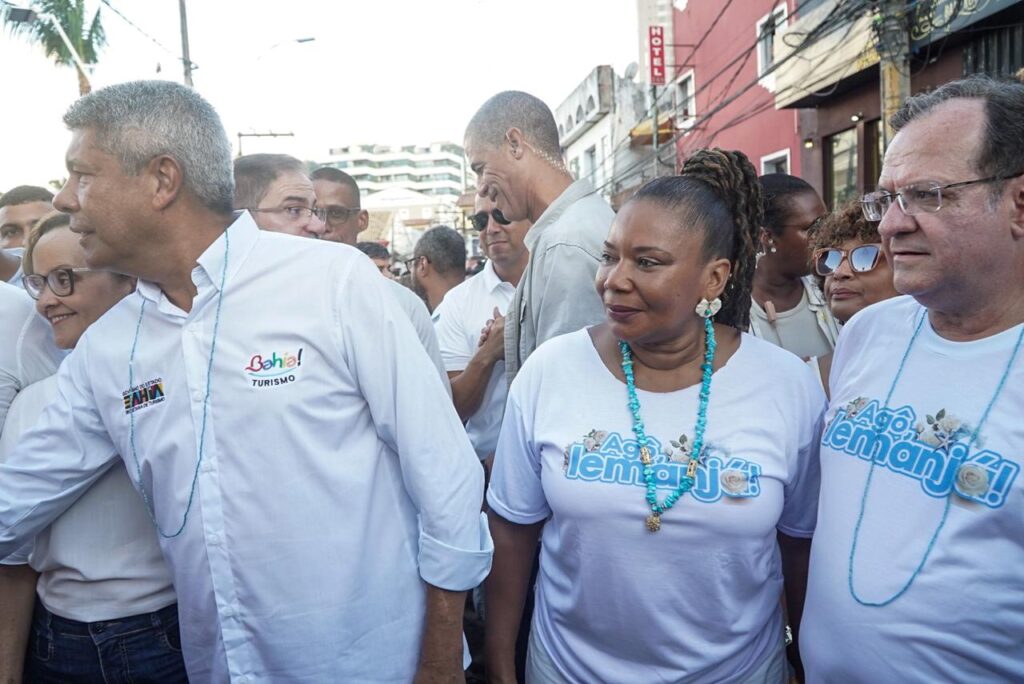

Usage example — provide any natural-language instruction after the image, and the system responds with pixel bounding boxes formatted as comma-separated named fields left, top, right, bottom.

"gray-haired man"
left=0, top=80, right=491, bottom=682
left=802, top=75, right=1024, bottom=681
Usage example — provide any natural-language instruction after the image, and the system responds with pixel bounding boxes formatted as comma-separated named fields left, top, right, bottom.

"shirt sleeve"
left=333, top=256, right=492, bottom=591
left=777, top=365, right=827, bottom=538
left=531, top=241, right=604, bottom=348
left=385, top=279, right=452, bottom=397
left=433, top=294, right=474, bottom=372
left=0, top=340, right=119, bottom=561
left=486, top=370, right=551, bottom=524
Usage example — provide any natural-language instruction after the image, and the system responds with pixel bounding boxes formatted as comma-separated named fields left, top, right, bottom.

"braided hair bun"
left=681, top=149, right=763, bottom=329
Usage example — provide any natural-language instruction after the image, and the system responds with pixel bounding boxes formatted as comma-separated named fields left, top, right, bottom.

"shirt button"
left=207, top=533, right=221, bottom=546
left=237, top=677, right=249, bottom=684
left=201, top=459, right=214, bottom=473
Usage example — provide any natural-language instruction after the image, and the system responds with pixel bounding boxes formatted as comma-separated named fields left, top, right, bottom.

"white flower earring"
left=695, top=297, right=722, bottom=319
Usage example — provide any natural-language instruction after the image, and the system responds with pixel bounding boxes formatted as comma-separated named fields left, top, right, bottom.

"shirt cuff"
left=0, top=541, right=32, bottom=566
left=417, top=512, right=493, bottom=591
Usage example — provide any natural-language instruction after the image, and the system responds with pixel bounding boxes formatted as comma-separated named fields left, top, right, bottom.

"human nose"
left=53, top=177, right=78, bottom=213
left=305, top=213, right=326, bottom=238
left=832, top=254, right=855, bottom=280
left=35, top=280, right=61, bottom=314
left=878, top=197, right=915, bottom=242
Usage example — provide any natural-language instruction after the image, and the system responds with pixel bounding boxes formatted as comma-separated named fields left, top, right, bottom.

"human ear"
left=703, top=257, right=733, bottom=301
left=505, top=127, right=525, bottom=159
left=1007, top=176, right=1024, bottom=240
left=147, top=155, right=184, bottom=211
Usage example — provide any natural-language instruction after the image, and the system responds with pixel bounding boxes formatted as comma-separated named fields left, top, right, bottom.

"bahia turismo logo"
left=245, top=348, right=304, bottom=388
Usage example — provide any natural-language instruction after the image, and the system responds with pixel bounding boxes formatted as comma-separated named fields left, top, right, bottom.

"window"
left=586, top=95, right=596, bottom=114
left=672, top=70, right=696, bottom=128
left=756, top=5, right=788, bottom=85
left=761, top=149, right=790, bottom=175
left=576, top=105, right=585, bottom=124
left=570, top=157, right=580, bottom=179
left=583, top=146, right=597, bottom=182
left=825, top=128, right=858, bottom=209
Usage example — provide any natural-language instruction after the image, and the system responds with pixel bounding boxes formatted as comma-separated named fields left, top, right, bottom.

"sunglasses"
left=469, top=209, right=512, bottom=231
left=813, top=244, right=882, bottom=276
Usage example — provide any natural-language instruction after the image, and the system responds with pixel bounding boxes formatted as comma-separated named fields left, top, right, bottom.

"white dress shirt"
left=0, top=213, right=492, bottom=682
left=385, top=276, right=451, bottom=395
left=0, top=375, right=177, bottom=622
left=0, top=281, right=61, bottom=432
left=433, top=261, right=515, bottom=458
left=3, top=247, right=24, bottom=286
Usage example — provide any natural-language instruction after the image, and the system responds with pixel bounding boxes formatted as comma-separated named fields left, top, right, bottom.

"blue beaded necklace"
left=127, top=230, right=230, bottom=539
left=848, top=310, right=1024, bottom=606
left=620, top=316, right=717, bottom=532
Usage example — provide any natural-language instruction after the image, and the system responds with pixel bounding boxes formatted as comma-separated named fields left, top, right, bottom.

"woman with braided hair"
left=485, top=149, right=825, bottom=683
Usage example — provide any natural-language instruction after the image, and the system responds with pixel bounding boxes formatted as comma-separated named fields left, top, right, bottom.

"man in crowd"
left=0, top=186, right=53, bottom=250
left=802, top=75, right=1024, bottom=680
left=0, top=80, right=490, bottom=682
left=0, top=186, right=54, bottom=284
left=356, top=240, right=397, bottom=279
left=233, top=154, right=326, bottom=238
left=433, top=197, right=530, bottom=464
left=464, top=90, right=614, bottom=383
left=409, top=225, right=466, bottom=314
left=311, top=167, right=368, bottom=244
left=244, top=158, right=449, bottom=389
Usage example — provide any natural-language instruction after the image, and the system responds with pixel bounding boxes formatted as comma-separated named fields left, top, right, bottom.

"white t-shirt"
left=803, top=296, right=1024, bottom=683
left=433, top=261, right=515, bottom=458
left=488, top=329, right=825, bottom=683
left=4, top=248, right=24, bottom=286
left=0, top=281, right=61, bottom=432
left=0, top=375, right=176, bottom=622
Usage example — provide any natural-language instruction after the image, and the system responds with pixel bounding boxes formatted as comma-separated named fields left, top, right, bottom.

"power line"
left=593, top=0, right=875, bottom=195
left=97, top=0, right=181, bottom=60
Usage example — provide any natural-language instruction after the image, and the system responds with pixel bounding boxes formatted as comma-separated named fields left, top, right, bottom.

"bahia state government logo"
left=245, top=348, right=304, bottom=388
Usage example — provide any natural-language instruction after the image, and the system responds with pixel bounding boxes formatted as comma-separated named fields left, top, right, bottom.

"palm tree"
left=3, top=0, right=106, bottom=95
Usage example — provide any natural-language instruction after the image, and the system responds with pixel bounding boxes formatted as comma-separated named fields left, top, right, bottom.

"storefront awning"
left=629, top=113, right=675, bottom=146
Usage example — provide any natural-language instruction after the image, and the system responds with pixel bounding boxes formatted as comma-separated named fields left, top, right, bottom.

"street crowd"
left=0, top=72, right=1022, bottom=683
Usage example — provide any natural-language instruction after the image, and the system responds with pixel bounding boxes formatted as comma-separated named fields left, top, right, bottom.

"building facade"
left=319, top=142, right=468, bottom=203
left=655, top=0, right=805, bottom=178
left=774, top=0, right=1024, bottom=207
left=554, top=65, right=652, bottom=208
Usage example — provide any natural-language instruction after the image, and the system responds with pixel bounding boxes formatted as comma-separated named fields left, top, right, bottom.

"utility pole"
left=179, top=0, right=193, bottom=87
left=236, top=131, right=294, bottom=156
left=877, top=0, right=910, bottom=148
left=651, top=85, right=659, bottom=180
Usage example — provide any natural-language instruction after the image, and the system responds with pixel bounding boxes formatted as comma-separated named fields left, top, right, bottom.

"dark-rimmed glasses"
left=250, top=206, right=326, bottom=222
left=813, top=244, right=882, bottom=277
left=323, top=205, right=361, bottom=225
left=469, top=209, right=512, bottom=231
left=22, top=268, right=96, bottom=300
left=860, top=170, right=1024, bottom=222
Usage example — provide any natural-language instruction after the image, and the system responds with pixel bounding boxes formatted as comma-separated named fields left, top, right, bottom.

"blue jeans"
left=25, top=598, right=188, bottom=684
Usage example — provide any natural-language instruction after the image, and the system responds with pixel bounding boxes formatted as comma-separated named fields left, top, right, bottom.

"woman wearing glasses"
left=812, top=200, right=899, bottom=326
left=750, top=174, right=839, bottom=361
left=0, top=212, right=186, bottom=682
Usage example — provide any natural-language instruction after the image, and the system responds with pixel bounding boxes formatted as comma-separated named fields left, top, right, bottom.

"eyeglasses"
left=404, top=255, right=425, bottom=272
left=468, top=209, right=512, bottom=231
left=22, top=267, right=96, bottom=299
left=860, top=171, right=1024, bottom=222
left=813, top=244, right=882, bottom=276
left=323, top=205, right=361, bottom=225
left=250, top=206, right=326, bottom=222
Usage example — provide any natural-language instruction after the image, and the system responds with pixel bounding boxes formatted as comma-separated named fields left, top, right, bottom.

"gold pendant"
left=686, top=458, right=698, bottom=478
left=639, top=447, right=652, bottom=465
left=645, top=513, right=661, bottom=532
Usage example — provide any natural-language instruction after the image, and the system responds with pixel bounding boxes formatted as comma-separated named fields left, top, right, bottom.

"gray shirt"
left=504, top=179, right=615, bottom=384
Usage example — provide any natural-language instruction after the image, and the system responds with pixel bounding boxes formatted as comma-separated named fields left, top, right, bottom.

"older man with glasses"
left=802, top=75, right=1024, bottom=682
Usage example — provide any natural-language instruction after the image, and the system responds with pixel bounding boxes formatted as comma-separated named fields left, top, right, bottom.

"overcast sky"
left=1, top=0, right=639, bottom=190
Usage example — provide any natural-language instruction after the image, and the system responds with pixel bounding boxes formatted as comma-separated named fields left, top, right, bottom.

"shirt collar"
left=524, top=178, right=598, bottom=251
left=136, top=211, right=261, bottom=305
left=480, top=260, right=506, bottom=293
